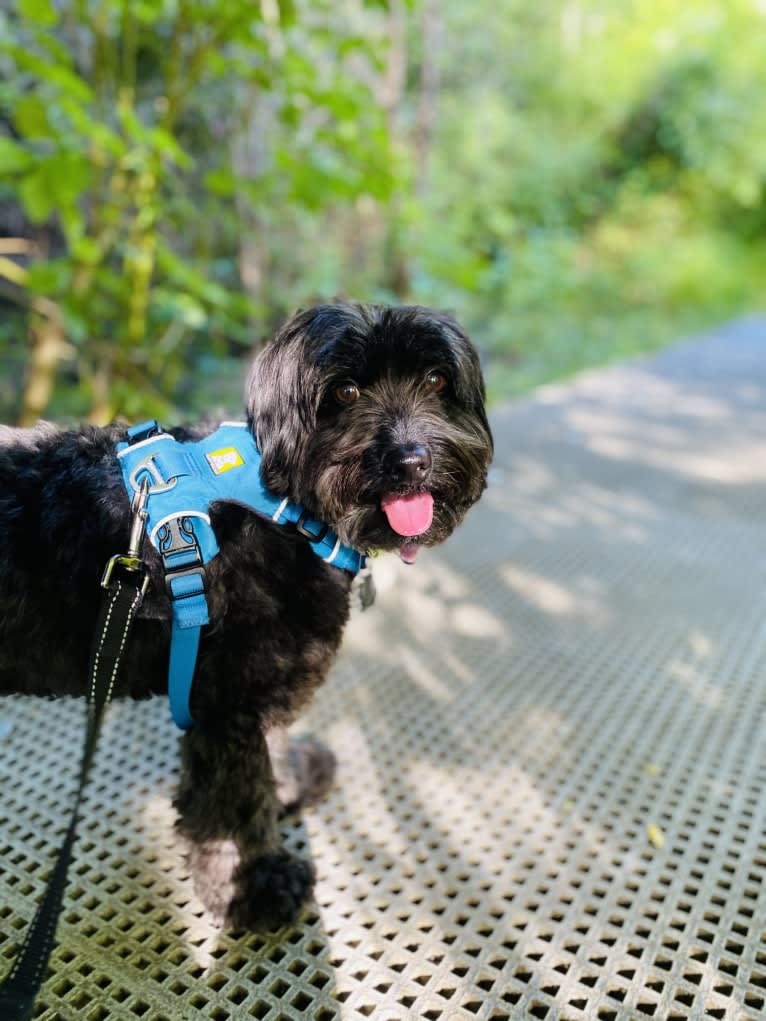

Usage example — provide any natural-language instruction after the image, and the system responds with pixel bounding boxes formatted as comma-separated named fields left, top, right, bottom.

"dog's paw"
left=227, top=851, right=316, bottom=931
left=276, top=736, right=337, bottom=812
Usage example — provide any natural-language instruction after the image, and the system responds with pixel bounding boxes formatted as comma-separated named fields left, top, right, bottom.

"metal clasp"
left=128, top=453, right=177, bottom=496
left=101, top=478, right=151, bottom=595
left=127, top=478, right=150, bottom=556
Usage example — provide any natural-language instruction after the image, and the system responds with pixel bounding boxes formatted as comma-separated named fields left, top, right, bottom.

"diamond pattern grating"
left=2, top=318, right=766, bottom=1019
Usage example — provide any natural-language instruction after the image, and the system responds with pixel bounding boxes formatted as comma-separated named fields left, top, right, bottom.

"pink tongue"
left=381, top=492, right=434, bottom=537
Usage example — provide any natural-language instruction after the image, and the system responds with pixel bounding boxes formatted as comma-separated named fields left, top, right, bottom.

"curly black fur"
left=0, top=303, right=493, bottom=931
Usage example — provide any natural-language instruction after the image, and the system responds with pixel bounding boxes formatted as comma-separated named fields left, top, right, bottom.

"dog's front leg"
left=174, top=722, right=315, bottom=931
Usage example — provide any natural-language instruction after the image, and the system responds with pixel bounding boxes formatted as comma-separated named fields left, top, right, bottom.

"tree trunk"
left=232, top=84, right=278, bottom=335
left=380, top=0, right=410, bottom=300
left=19, top=305, right=69, bottom=426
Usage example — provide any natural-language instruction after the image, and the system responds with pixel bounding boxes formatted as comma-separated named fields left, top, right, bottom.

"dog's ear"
left=427, top=309, right=494, bottom=456
left=459, top=334, right=494, bottom=457
left=246, top=312, right=323, bottom=498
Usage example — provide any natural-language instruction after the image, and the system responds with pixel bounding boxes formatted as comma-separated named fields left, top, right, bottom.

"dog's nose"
left=387, top=443, right=432, bottom=485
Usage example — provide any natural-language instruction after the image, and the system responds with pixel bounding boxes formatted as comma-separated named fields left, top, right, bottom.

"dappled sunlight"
left=449, top=602, right=506, bottom=639
left=398, top=647, right=458, bottom=702
left=501, top=564, right=600, bottom=618
left=669, top=660, right=725, bottom=709
left=307, top=693, right=665, bottom=1012
left=139, top=794, right=223, bottom=972
left=540, top=370, right=735, bottom=424
left=483, top=449, right=658, bottom=546
left=688, top=630, right=713, bottom=658
left=582, top=429, right=766, bottom=483
left=4, top=322, right=766, bottom=1019
left=667, top=630, right=724, bottom=710
left=2, top=0, right=766, bottom=1008
left=343, top=550, right=510, bottom=666
left=561, top=369, right=766, bottom=483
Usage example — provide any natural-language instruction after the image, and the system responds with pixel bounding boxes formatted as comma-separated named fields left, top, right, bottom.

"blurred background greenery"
left=1, top=0, right=764, bottom=425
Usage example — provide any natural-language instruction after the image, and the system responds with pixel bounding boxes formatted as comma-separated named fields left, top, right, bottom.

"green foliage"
left=414, top=0, right=766, bottom=394
left=0, top=0, right=764, bottom=421
left=0, top=0, right=393, bottom=421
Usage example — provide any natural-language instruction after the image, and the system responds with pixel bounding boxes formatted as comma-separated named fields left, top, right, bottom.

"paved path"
left=2, top=317, right=766, bottom=1020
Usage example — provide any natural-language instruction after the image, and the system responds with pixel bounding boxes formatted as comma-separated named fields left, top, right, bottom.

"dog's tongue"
left=381, top=491, right=434, bottom=537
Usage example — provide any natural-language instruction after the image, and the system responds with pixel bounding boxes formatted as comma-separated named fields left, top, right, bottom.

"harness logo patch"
left=206, top=447, right=244, bottom=475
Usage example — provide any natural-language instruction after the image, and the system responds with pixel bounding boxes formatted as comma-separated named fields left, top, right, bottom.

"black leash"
left=0, top=486, right=150, bottom=1021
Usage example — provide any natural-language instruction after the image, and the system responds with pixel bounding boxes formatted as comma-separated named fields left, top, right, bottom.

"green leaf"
left=0, top=137, right=32, bottom=173
left=71, top=237, right=102, bottom=266
left=18, top=168, right=54, bottom=222
left=25, top=258, right=70, bottom=295
left=58, top=200, right=85, bottom=246
left=204, top=168, right=238, bottom=197
left=131, top=0, right=170, bottom=25
left=13, top=94, right=49, bottom=137
left=17, top=0, right=58, bottom=26
left=2, top=44, right=92, bottom=102
left=17, top=151, right=91, bottom=229
left=152, top=288, right=207, bottom=329
left=61, top=306, right=89, bottom=344
left=34, top=27, right=73, bottom=66
left=58, top=97, right=126, bottom=157
left=148, top=127, right=193, bottom=170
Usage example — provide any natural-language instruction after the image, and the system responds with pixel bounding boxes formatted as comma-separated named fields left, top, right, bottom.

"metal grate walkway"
left=2, top=317, right=766, bottom=1019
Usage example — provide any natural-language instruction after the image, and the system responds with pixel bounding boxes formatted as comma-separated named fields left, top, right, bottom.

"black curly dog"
left=0, top=303, right=493, bottom=930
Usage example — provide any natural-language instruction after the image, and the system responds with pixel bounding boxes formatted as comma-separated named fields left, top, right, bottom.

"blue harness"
left=116, top=420, right=365, bottom=730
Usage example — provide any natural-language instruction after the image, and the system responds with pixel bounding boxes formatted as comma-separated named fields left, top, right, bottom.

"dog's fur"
left=0, top=303, right=492, bottom=930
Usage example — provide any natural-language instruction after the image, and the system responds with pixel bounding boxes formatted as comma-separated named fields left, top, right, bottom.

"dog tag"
left=354, top=566, right=376, bottom=611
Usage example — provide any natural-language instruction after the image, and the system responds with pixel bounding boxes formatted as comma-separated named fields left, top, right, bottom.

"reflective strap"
left=330, top=545, right=365, bottom=573
left=323, top=537, right=341, bottom=564
left=271, top=497, right=290, bottom=522
left=116, top=432, right=174, bottom=458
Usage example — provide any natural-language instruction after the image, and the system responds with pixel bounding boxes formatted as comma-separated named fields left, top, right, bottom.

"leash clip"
left=101, top=479, right=151, bottom=595
left=127, top=478, right=150, bottom=556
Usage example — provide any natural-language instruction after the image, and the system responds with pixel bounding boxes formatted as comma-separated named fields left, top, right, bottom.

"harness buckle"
left=296, top=509, right=329, bottom=544
left=158, top=517, right=207, bottom=599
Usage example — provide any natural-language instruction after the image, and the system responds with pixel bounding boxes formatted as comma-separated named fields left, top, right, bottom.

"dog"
left=0, top=303, right=493, bottom=930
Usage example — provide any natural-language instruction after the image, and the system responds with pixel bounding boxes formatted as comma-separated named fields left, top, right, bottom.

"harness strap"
left=158, top=513, right=210, bottom=730
left=168, top=625, right=202, bottom=731
left=0, top=568, right=148, bottom=1019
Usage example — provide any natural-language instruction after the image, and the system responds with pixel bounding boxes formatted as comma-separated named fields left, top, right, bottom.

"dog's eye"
left=334, top=382, right=360, bottom=405
left=424, top=371, right=447, bottom=394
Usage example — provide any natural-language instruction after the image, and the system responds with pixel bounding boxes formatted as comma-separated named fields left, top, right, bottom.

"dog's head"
left=246, top=303, right=493, bottom=562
